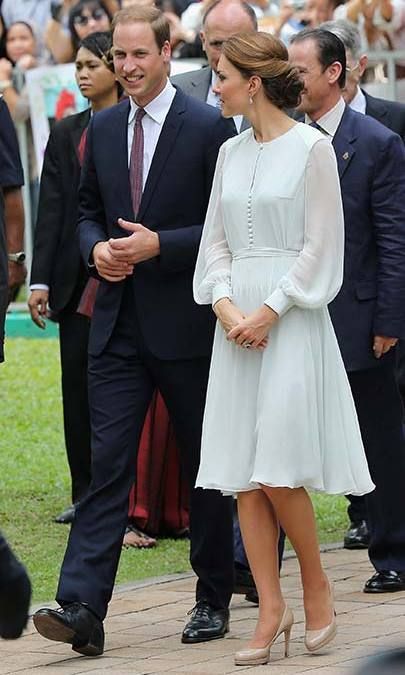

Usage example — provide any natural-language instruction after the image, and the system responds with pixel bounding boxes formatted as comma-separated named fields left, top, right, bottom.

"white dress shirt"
left=206, top=71, right=243, bottom=133
left=349, top=87, right=366, bottom=115
left=127, top=79, right=176, bottom=189
left=305, top=97, right=346, bottom=138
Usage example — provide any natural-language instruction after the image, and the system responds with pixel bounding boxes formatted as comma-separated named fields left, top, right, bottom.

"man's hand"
left=108, top=219, right=160, bottom=265
left=227, top=304, right=278, bottom=349
left=92, top=241, right=134, bottom=282
left=8, top=261, right=27, bottom=303
left=373, top=335, right=398, bottom=359
left=28, top=289, right=49, bottom=329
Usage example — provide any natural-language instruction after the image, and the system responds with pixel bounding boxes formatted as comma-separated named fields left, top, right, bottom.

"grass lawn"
left=0, top=337, right=348, bottom=603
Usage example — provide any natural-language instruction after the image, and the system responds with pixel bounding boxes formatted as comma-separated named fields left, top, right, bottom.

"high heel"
left=305, top=580, right=337, bottom=653
left=234, top=605, right=294, bottom=666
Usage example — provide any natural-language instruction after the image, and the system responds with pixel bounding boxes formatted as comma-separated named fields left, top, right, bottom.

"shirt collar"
left=305, top=97, right=346, bottom=138
left=128, top=79, right=176, bottom=125
left=349, top=86, right=366, bottom=115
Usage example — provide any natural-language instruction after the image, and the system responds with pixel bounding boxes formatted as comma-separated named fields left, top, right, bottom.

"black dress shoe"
left=54, top=504, right=77, bottom=524
left=33, top=602, right=104, bottom=656
left=364, top=570, right=405, bottom=593
left=343, top=520, right=369, bottom=550
left=181, top=600, right=229, bottom=643
left=234, top=566, right=256, bottom=594
left=245, top=588, right=259, bottom=605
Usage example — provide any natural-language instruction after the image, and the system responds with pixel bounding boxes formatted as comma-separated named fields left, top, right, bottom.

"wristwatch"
left=8, top=251, right=26, bottom=264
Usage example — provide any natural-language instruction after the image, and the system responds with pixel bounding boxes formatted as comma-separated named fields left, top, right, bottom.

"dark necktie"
left=129, top=107, right=146, bottom=217
left=309, top=120, right=327, bottom=135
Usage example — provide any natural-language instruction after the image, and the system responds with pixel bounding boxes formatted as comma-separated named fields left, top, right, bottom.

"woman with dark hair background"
left=28, top=31, right=119, bottom=528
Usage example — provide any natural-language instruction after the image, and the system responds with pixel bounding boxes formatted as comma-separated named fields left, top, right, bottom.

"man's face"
left=289, top=38, right=338, bottom=116
left=201, top=11, right=255, bottom=73
left=113, top=21, right=170, bottom=106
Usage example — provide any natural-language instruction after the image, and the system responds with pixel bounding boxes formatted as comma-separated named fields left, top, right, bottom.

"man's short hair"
left=202, top=1, right=258, bottom=31
left=291, top=27, right=346, bottom=89
left=112, top=6, right=170, bottom=51
left=320, top=19, right=362, bottom=60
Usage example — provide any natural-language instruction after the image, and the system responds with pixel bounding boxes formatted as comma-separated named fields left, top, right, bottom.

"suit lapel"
left=332, top=107, right=357, bottom=180
left=137, top=92, right=185, bottom=221
left=114, top=100, right=134, bottom=221
left=189, top=67, right=211, bottom=102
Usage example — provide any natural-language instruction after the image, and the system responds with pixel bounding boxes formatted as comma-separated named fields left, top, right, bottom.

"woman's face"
left=6, top=23, right=36, bottom=63
left=73, top=4, right=110, bottom=41
left=213, top=54, right=251, bottom=118
left=75, top=46, right=116, bottom=102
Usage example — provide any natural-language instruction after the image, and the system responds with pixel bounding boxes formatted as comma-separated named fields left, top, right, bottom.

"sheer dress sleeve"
left=193, top=143, right=232, bottom=307
left=265, top=138, right=345, bottom=316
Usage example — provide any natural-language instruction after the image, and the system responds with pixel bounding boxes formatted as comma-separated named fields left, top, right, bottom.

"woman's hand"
left=227, top=304, right=278, bottom=349
left=213, top=298, right=245, bottom=334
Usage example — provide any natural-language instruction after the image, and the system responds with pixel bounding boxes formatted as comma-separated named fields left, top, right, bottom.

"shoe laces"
left=187, top=600, right=211, bottom=621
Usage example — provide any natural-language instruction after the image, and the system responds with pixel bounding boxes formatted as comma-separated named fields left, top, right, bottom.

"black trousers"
left=348, top=361, right=405, bottom=572
left=58, top=309, right=92, bottom=504
left=56, top=289, right=234, bottom=620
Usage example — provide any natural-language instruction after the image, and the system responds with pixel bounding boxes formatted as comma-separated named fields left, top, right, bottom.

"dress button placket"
left=247, top=144, right=263, bottom=248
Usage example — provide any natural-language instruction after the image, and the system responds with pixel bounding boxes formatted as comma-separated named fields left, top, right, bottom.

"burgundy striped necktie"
left=129, top=107, right=146, bottom=218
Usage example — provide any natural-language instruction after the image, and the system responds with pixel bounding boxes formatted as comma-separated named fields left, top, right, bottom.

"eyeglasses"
left=345, top=62, right=360, bottom=74
left=73, top=8, right=107, bottom=26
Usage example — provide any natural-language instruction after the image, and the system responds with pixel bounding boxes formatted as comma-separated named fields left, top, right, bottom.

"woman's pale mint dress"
left=193, top=123, right=375, bottom=497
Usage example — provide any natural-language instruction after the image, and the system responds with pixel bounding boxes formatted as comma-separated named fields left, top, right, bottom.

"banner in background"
left=26, top=63, right=88, bottom=176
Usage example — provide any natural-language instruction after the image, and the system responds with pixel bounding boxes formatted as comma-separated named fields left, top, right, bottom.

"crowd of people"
left=0, top=0, right=405, bottom=668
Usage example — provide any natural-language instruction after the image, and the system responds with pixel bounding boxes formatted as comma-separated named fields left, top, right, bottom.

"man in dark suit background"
left=321, top=18, right=405, bottom=552
left=289, top=28, right=405, bottom=593
left=33, top=6, right=235, bottom=656
left=172, top=0, right=256, bottom=132
left=0, top=97, right=31, bottom=640
left=28, top=107, right=92, bottom=525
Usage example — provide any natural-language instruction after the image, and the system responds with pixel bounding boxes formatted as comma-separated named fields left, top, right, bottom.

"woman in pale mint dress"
left=193, top=32, right=374, bottom=667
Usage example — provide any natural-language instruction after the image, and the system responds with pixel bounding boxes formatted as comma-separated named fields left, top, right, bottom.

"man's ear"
left=200, top=30, right=207, bottom=53
left=328, top=60, right=342, bottom=85
left=358, top=54, right=368, bottom=78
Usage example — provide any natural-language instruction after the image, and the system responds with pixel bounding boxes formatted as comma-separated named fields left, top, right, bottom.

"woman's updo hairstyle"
left=222, top=32, right=303, bottom=110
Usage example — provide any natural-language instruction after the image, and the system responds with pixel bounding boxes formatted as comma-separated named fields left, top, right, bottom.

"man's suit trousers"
left=56, top=286, right=234, bottom=619
left=348, top=359, right=405, bottom=571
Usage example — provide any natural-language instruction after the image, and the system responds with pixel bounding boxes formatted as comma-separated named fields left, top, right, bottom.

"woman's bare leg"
left=262, top=486, right=332, bottom=630
left=237, top=489, right=286, bottom=648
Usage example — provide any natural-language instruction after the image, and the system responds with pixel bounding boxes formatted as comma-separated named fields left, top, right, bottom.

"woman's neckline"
left=250, top=123, right=298, bottom=146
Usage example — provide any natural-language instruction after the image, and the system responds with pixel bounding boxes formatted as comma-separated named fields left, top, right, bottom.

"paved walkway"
left=1, top=548, right=405, bottom=674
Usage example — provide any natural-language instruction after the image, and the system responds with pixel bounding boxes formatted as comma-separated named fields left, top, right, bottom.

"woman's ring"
left=243, top=342, right=252, bottom=349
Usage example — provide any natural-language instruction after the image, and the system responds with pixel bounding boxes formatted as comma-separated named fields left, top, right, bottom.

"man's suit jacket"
left=171, top=66, right=250, bottom=131
left=328, top=105, right=405, bottom=371
left=364, top=90, right=405, bottom=142
left=30, top=108, right=91, bottom=314
left=78, top=87, right=235, bottom=360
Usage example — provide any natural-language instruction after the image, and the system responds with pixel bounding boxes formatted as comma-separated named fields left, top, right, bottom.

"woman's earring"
left=249, top=95, right=253, bottom=105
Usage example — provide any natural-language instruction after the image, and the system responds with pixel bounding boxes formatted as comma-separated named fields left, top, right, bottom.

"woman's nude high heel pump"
left=234, top=606, right=294, bottom=666
left=305, top=581, right=337, bottom=653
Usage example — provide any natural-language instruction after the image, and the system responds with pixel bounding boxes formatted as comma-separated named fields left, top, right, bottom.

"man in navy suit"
left=321, top=19, right=405, bottom=552
left=289, top=28, right=405, bottom=593
left=33, top=6, right=235, bottom=656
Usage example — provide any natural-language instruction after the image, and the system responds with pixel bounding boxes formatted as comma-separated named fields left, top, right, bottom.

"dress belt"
left=232, top=247, right=299, bottom=260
